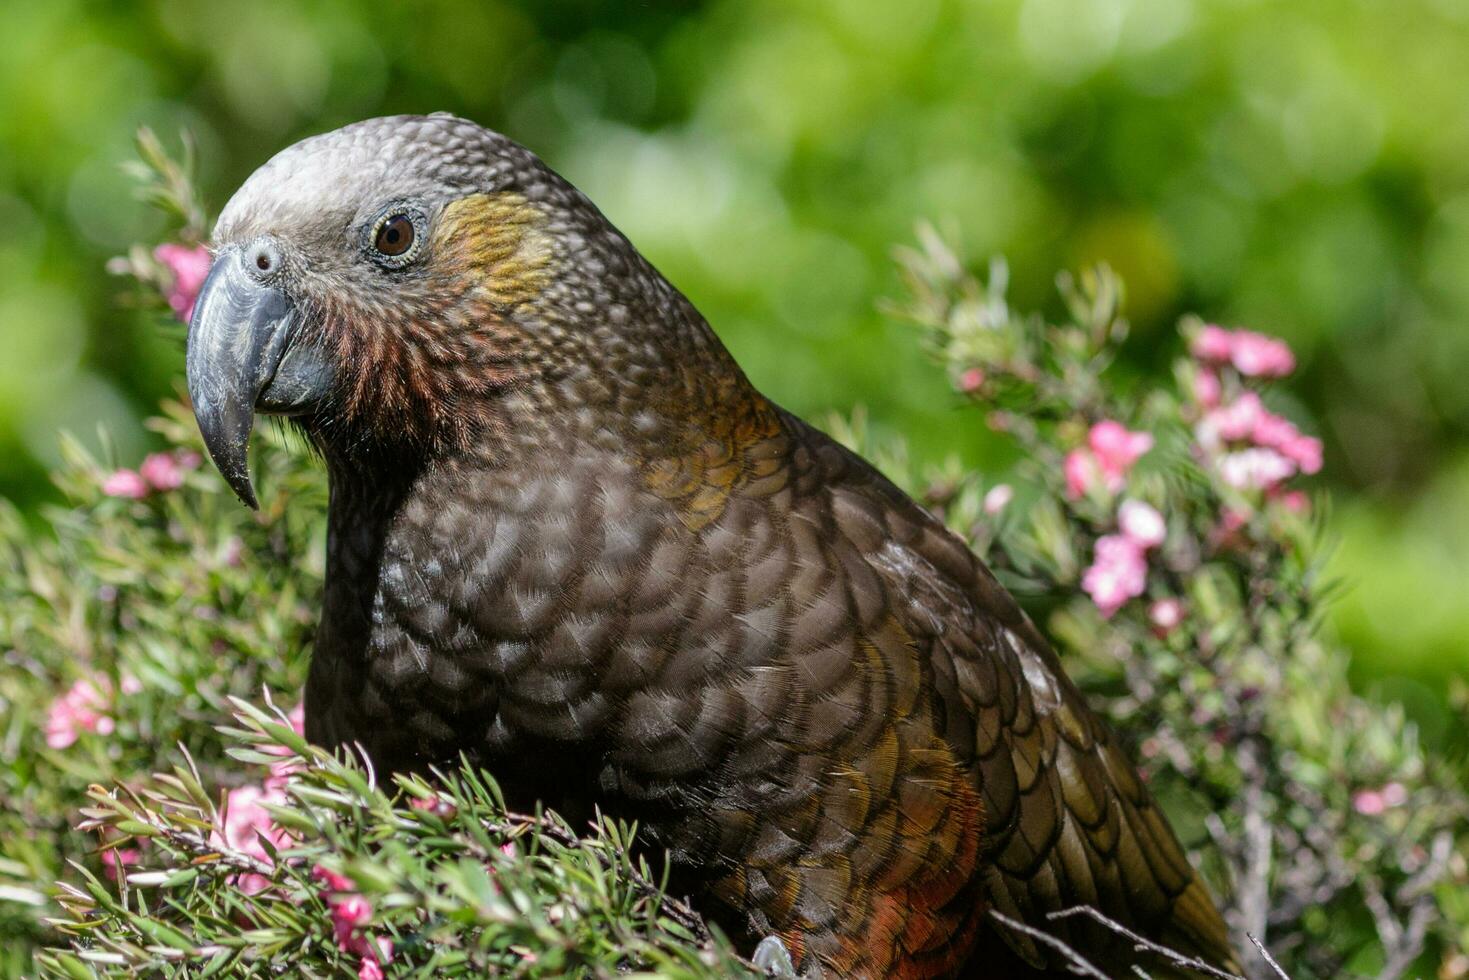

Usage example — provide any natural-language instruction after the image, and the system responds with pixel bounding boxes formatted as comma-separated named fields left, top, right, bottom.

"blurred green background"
left=1, top=1, right=1465, bottom=756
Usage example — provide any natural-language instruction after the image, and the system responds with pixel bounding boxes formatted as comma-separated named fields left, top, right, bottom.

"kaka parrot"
left=186, top=114, right=1237, bottom=978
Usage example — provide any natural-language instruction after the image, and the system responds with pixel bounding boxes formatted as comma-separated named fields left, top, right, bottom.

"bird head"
left=188, top=113, right=713, bottom=507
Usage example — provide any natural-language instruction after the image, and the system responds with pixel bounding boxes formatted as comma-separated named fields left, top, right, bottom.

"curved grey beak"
left=186, top=242, right=332, bottom=509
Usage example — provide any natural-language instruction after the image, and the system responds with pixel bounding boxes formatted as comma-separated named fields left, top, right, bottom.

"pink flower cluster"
left=154, top=243, right=212, bottom=324
left=209, top=704, right=306, bottom=895
left=44, top=673, right=139, bottom=749
left=1186, top=325, right=1321, bottom=499
left=1064, top=421, right=1154, bottom=498
left=1081, top=500, right=1166, bottom=618
left=1197, top=391, right=1322, bottom=493
left=213, top=784, right=292, bottom=895
left=1191, top=324, right=1296, bottom=378
left=313, top=865, right=395, bottom=980
left=102, top=450, right=201, bottom=499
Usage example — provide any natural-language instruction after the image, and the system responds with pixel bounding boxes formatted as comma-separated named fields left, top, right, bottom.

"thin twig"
left=471, top=807, right=717, bottom=947
left=1366, top=831, right=1453, bottom=980
left=1048, top=906, right=1246, bottom=980
left=1247, top=934, right=1290, bottom=980
left=1236, top=735, right=1274, bottom=968
left=987, top=909, right=1110, bottom=979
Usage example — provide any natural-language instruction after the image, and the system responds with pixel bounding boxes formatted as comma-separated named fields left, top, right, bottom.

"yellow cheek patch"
left=433, top=192, right=556, bottom=307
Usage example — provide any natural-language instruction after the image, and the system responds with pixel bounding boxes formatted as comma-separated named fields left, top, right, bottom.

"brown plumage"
left=186, top=114, right=1237, bottom=978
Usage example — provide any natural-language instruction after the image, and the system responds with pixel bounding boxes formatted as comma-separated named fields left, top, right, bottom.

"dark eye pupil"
left=376, top=215, right=414, bottom=257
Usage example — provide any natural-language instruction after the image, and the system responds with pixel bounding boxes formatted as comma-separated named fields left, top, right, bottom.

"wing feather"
left=792, top=417, right=1238, bottom=974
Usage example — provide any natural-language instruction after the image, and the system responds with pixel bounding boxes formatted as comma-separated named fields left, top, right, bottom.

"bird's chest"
left=307, top=459, right=671, bottom=774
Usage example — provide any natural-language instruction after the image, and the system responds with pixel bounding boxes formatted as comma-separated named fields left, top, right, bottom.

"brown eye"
left=374, top=214, right=415, bottom=257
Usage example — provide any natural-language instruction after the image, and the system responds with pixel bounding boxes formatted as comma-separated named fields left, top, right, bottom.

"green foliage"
left=2, top=0, right=1469, bottom=733
left=42, top=701, right=748, bottom=979
left=0, top=413, right=750, bottom=979
left=863, top=231, right=1469, bottom=978
left=0, top=405, right=321, bottom=976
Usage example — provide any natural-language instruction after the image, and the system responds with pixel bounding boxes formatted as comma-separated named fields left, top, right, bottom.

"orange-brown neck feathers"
left=321, top=192, right=558, bottom=455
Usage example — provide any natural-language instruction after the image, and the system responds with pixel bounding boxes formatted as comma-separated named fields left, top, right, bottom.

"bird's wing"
left=783, top=414, right=1237, bottom=975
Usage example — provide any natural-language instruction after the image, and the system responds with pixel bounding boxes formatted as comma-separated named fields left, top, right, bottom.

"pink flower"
left=154, top=243, right=213, bottom=324
left=1249, top=410, right=1296, bottom=449
left=1201, top=392, right=1267, bottom=445
left=1089, top=421, right=1154, bottom=475
left=138, top=452, right=184, bottom=491
left=1352, top=783, right=1409, bottom=818
left=1064, top=450, right=1101, bottom=498
left=1280, top=433, right=1322, bottom=475
left=322, top=878, right=393, bottom=976
left=99, top=846, right=142, bottom=881
left=1190, top=324, right=1296, bottom=377
left=336, top=922, right=374, bottom=954
left=1190, top=325, right=1235, bottom=363
left=1353, top=789, right=1386, bottom=816
left=213, top=784, right=292, bottom=894
left=958, top=367, right=985, bottom=393
left=44, top=677, right=115, bottom=749
left=1117, top=500, right=1166, bottom=549
left=1148, top=598, right=1185, bottom=634
left=312, top=863, right=356, bottom=894
left=313, top=864, right=395, bottom=974
left=982, top=484, right=1013, bottom=515
left=1248, top=411, right=1323, bottom=475
left=216, top=786, right=282, bottom=850
left=1228, top=330, right=1295, bottom=377
left=1274, top=489, right=1310, bottom=513
left=1191, top=368, right=1222, bottom=408
left=336, top=895, right=372, bottom=926
left=263, top=763, right=297, bottom=793
left=1198, top=393, right=1324, bottom=487
left=1065, top=422, right=1154, bottom=498
left=332, top=894, right=373, bottom=948
left=1081, top=535, right=1149, bottom=618
left=101, top=469, right=150, bottom=499
left=408, top=794, right=457, bottom=819
left=1219, top=448, right=1296, bottom=490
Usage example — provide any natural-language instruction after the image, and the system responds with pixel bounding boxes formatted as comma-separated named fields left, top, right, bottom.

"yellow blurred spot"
left=1067, top=211, right=1180, bottom=325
